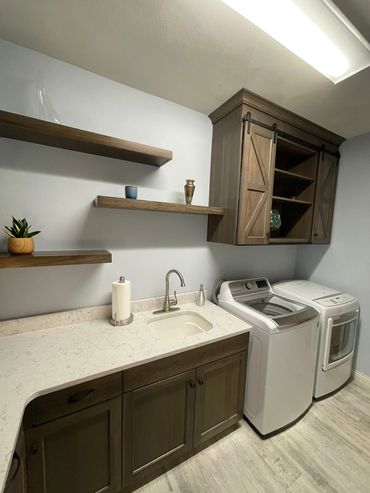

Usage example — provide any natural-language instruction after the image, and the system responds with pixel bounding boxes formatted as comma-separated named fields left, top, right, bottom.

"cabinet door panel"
left=193, top=352, right=246, bottom=446
left=312, top=153, right=338, bottom=243
left=237, top=123, right=276, bottom=244
left=123, top=370, right=196, bottom=485
left=4, top=431, right=27, bottom=493
left=26, top=397, right=121, bottom=493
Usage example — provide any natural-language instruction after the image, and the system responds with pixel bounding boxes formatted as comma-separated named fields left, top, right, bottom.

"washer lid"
left=238, top=294, right=301, bottom=316
left=235, top=293, right=318, bottom=329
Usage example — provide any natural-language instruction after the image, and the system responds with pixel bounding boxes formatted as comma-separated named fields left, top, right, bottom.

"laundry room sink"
left=148, top=311, right=213, bottom=339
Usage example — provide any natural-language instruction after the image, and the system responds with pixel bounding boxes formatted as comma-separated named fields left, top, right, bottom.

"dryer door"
left=322, top=309, right=359, bottom=371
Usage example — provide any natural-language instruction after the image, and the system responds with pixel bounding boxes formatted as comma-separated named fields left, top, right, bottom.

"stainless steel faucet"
left=154, top=269, right=186, bottom=314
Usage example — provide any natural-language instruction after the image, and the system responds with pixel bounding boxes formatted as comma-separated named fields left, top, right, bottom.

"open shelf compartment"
left=270, top=137, right=318, bottom=243
left=274, top=168, right=314, bottom=184
left=270, top=197, right=314, bottom=243
left=275, top=138, right=317, bottom=177
left=274, top=138, right=318, bottom=200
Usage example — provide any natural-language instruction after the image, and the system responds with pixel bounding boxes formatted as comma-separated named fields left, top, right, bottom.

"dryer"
left=217, top=278, right=319, bottom=436
left=273, top=280, right=359, bottom=398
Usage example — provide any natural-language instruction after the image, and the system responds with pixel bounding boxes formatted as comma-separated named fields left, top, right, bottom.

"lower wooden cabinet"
left=18, top=334, right=249, bottom=493
left=193, top=352, right=246, bottom=446
left=25, top=397, right=122, bottom=493
left=122, top=351, right=247, bottom=489
left=122, top=370, right=196, bottom=485
left=4, top=431, right=27, bottom=493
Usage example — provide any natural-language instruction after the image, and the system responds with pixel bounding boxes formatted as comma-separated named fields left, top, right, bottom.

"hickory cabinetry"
left=207, top=88, right=344, bottom=245
left=25, top=373, right=123, bottom=493
left=121, top=335, right=248, bottom=491
left=123, top=369, right=196, bottom=487
left=15, top=333, right=249, bottom=493
left=122, top=351, right=246, bottom=490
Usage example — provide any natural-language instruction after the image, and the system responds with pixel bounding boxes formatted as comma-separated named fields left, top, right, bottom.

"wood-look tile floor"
left=137, top=376, right=370, bottom=493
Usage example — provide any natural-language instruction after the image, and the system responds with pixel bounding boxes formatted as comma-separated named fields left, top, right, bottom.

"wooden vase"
left=8, top=238, right=34, bottom=255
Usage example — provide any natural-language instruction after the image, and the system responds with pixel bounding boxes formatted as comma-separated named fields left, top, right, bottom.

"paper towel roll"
left=112, top=277, right=131, bottom=322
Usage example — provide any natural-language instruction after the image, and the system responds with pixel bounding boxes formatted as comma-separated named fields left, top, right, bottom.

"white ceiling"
left=0, top=0, right=369, bottom=138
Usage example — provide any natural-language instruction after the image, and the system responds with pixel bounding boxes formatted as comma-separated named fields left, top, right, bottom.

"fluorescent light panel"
left=222, top=0, right=370, bottom=83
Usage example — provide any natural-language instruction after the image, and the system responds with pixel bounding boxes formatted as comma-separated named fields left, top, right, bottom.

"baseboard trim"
left=354, top=370, right=370, bottom=382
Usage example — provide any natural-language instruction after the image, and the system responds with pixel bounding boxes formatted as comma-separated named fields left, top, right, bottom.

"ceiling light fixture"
left=221, top=0, right=370, bottom=83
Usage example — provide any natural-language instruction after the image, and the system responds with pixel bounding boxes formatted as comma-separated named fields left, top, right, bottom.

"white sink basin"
left=148, top=311, right=213, bottom=339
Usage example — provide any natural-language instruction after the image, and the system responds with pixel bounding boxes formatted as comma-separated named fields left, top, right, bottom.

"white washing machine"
left=273, top=280, right=359, bottom=399
left=217, top=278, right=319, bottom=436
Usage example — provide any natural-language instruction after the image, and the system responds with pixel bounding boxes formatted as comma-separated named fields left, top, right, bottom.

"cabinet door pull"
left=188, top=380, right=196, bottom=389
left=5, top=451, right=20, bottom=486
left=67, top=389, right=95, bottom=404
left=197, top=377, right=204, bottom=385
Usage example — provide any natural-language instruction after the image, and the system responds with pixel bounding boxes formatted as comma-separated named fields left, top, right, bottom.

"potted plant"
left=4, top=217, right=41, bottom=254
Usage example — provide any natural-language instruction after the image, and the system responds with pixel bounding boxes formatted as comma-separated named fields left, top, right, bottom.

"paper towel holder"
left=110, top=275, right=134, bottom=326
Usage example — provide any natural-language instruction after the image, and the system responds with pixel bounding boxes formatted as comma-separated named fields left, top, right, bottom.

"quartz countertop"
left=0, top=299, right=251, bottom=492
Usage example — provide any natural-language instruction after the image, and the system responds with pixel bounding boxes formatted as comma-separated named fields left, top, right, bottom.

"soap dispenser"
left=196, top=284, right=206, bottom=307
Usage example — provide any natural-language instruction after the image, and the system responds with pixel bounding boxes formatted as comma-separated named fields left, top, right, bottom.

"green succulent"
left=4, top=217, right=41, bottom=239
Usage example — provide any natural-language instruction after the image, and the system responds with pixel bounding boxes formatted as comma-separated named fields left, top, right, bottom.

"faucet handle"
left=170, top=290, right=178, bottom=306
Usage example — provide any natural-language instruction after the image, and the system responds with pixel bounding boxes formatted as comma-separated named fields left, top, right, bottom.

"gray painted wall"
left=0, top=40, right=297, bottom=320
left=2, top=41, right=367, bottom=377
left=296, top=132, right=370, bottom=376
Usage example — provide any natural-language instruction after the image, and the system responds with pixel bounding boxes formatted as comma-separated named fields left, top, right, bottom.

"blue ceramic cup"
left=125, top=186, right=138, bottom=199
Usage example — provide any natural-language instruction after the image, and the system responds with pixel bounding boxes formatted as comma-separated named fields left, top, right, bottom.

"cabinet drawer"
left=29, top=372, right=122, bottom=426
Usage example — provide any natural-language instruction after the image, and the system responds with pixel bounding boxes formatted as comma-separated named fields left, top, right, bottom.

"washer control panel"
left=229, top=278, right=271, bottom=299
left=315, top=293, right=355, bottom=306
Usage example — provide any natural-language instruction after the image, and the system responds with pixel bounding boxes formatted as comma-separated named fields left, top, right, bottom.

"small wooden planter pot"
left=8, top=238, right=34, bottom=255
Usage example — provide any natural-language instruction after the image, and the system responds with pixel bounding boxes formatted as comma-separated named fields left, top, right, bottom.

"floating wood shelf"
left=269, top=238, right=309, bottom=244
left=94, top=196, right=225, bottom=216
left=0, top=110, right=172, bottom=167
left=0, top=250, right=112, bottom=269
left=272, top=195, right=312, bottom=206
left=274, top=168, right=314, bottom=183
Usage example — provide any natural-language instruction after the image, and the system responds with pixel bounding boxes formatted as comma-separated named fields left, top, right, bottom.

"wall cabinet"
left=207, top=88, right=344, bottom=245
left=17, top=333, right=249, bottom=493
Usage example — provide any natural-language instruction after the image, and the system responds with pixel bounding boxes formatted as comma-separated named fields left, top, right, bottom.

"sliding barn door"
left=312, top=153, right=339, bottom=243
left=237, top=122, right=276, bottom=245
